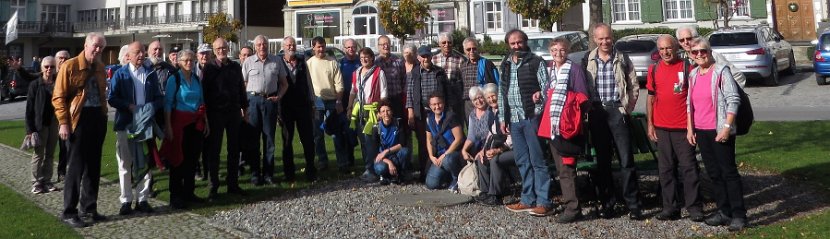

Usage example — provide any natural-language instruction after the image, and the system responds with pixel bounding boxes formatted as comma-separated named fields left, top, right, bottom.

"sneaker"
left=379, top=176, right=390, bottom=185
left=31, top=185, right=46, bottom=194
left=705, top=212, right=732, bottom=226
left=44, top=183, right=61, bottom=192
left=134, top=201, right=154, bottom=213
left=529, top=206, right=555, bottom=217
left=728, top=217, right=748, bottom=231
left=195, top=172, right=204, bottom=181
left=62, top=216, right=87, bottom=228
left=505, top=203, right=534, bottom=213
left=118, top=202, right=133, bottom=215
left=556, top=212, right=583, bottom=223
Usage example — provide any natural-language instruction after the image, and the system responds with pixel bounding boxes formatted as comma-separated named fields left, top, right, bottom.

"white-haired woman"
left=24, top=56, right=61, bottom=194
left=686, top=38, right=747, bottom=231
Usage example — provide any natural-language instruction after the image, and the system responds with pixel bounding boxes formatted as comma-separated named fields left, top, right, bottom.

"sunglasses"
left=690, top=49, right=710, bottom=56
left=465, top=47, right=477, bottom=52
left=679, top=37, right=694, bottom=43
left=43, top=65, right=55, bottom=69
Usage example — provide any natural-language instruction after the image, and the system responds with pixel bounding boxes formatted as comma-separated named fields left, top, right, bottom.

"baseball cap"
left=197, top=44, right=212, bottom=53
left=169, top=46, right=181, bottom=54
left=417, top=46, right=432, bottom=57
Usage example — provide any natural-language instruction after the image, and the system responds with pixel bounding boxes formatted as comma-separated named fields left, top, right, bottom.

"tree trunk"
left=588, top=0, right=603, bottom=49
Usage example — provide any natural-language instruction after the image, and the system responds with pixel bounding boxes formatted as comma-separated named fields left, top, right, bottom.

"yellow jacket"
left=51, top=53, right=108, bottom=131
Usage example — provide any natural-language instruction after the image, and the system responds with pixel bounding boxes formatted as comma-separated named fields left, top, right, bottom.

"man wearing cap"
left=242, top=35, right=288, bottom=185
left=168, top=46, right=181, bottom=69
left=202, top=37, right=248, bottom=199
left=406, top=46, right=446, bottom=181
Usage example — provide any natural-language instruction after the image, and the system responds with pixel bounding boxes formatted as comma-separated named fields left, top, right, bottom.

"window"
left=11, top=0, right=26, bottom=20
left=717, top=0, right=750, bottom=19
left=430, top=7, right=455, bottom=34
left=518, top=15, right=539, bottom=31
left=102, top=8, right=120, bottom=22
left=166, top=2, right=184, bottom=23
left=484, top=1, right=502, bottom=32
left=78, top=9, right=98, bottom=22
left=192, top=0, right=227, bottom=14
left=353, top=6, right=379, bottom=35
left=664, top=0, right=693, bottom=20
left=41, top=5, right=70, bottom=22
left=128, top=4, right=158, bottom=25
left=612, top=0, right=641, bottom=22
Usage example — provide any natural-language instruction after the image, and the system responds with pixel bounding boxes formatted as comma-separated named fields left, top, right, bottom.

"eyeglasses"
left=440, top=41, right=450, bottom=45
left=43, top=65, right=54, bottom=69
left=679, top=37, right=694, bottom=43
left=465, top=47, right=478, bottom=52
left=690, top=49, right=710, bottom=56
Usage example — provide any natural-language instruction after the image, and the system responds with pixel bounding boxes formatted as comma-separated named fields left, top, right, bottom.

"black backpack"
left=734, top=86, right=753, bottom=136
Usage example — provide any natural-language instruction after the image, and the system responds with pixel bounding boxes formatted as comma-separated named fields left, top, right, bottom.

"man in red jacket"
left=646, top=34, right=704, bottom=222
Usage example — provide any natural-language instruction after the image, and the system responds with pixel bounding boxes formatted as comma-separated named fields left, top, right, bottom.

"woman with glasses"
left=346, top=47, right=388, bottom=179
left=161, top=50, right=209, bottom=209
left=685, top=38, right=747, bottom=231
left=24, top=56, right=61, bottom=194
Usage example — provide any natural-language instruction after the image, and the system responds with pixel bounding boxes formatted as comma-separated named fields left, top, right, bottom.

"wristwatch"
left=722, top=123, right=732, bottom=129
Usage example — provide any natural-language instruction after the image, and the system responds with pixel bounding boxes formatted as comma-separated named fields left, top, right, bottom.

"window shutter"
left=0, top=1, right=9, bottom=22
left=474, top=2, right=484, bottom=34
left=641, top=0, right=664, bottom=23
left=26, top=0, right=36, bottom=21
left=694, top=0, right=715, bottom=20
left=504, top=6, right=518, bottom=30
left=749, top=0, right=767, bottom=18
left=603, top=0, right=612, bottom=23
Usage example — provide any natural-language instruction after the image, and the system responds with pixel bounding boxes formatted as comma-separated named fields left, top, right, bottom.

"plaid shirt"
left=405, top=65, right=443, bottom=109
left=433, top=51, right=464, bottom=82
left=593, top=54, right=619, bottom=102
left=499, top=58, right=548, bottom=124
left=459, top=59, right=480, bottom=100
left=375, top=54, right=405, bottom=96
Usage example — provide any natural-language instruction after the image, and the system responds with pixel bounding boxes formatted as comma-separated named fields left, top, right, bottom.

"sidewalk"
left=0, top=144, right=251, bottom=238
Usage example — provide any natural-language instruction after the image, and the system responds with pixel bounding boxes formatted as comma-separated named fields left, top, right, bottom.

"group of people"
left=22, top=23, right=748, bottom=231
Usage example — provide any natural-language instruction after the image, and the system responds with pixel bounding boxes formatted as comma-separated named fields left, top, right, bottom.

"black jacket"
left=25, top=77, right=56, bottom=133
left=202, top=60, right=248, bottom=113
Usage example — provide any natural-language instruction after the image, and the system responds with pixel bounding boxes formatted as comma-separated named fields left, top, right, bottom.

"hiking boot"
left=556, top=212, right=583, bottom=224
left=505, top=203, right=534, bottom=213
left=529, top=206, right=555, bottom=217
left=655, top=210, right=680, bottom=221
left=705, top=212, right=732, bottom=226
left=728, top=217, right=748, bottom=231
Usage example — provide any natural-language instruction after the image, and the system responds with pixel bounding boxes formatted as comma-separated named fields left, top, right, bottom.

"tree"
left=507, top=0, right=583, bottom=31
left=203, top=12, right=243, bottom=43
left=378, top=0, right=430, bottom=47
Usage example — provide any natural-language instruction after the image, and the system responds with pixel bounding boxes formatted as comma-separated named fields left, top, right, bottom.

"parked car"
left=302, top=46, right=346, bottom=61
left=615, top=34, right=660, bottom=85
left=0, top=68, right=32, bottom=102
left=526, top=31, right=590, bottom=65
left=708, top=25, right=795, bottom=86
left=813, top=31, right=830, bottom=85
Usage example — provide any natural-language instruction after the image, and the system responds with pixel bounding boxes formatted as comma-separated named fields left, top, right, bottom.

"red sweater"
left=647, top=60, right=688, bottom=130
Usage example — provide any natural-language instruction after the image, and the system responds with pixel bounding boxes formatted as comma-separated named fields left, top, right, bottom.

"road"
left=2, top=69, right=828, bottom=121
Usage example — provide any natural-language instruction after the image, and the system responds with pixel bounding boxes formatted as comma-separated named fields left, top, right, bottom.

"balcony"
left=12, top=21, right=73, bottom=35
left=125, top=13, right=224, bottom=27
left=73, top=20, right=122, bottom=32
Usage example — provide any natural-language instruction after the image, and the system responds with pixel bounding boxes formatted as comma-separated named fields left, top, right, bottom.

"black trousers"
left=205, top=110, right=242, bottom=190
left=280, top=106, right=316, bottom=181
left=476, top=150, right=516, bottom=197
left=695, top=129, right=746, bottom=219
left=656, top=128, right=702, bottom=213
left=170, top=123, right=201, bottom=205
left=62, top=107, right=106, bottom=217
left=57, top=139, right=68, bottom=177
left=588, top=104, right=641, bottom=210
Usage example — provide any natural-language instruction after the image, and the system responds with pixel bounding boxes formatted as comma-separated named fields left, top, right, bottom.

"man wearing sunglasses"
left=433, top=32, right=466, bottom=125
left=676, top=26, right=745, bottom=87
left=459, top=37, right=498, bottom=116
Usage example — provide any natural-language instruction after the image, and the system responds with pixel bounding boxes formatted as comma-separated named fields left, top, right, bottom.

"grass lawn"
left=0, top=184, right=80, bottom=238
left=0, top=120, right=829, bottom=238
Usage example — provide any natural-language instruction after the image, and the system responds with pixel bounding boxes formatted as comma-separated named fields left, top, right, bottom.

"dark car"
left=0, top=68, right=33, bottom=102
left=813, top=31, right=830, bottom=85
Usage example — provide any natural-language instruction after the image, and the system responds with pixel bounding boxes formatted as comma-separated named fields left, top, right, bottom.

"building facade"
left=0, top=0, right=283, bottom=65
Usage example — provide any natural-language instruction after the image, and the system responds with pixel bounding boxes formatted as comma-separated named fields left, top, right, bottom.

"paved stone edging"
left=0, top=143, right=252, bottom=238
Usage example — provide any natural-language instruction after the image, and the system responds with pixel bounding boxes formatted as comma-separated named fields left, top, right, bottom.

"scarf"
left=546, top=60, right=572, bottom=139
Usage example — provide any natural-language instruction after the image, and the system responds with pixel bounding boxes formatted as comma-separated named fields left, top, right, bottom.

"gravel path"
left=212, top=166, right=829, bottom=239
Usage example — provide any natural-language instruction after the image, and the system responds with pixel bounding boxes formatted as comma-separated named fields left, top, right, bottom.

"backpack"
left=457, top=162, right=480, bottom=196
left=717, top=70, right=754, bottom=136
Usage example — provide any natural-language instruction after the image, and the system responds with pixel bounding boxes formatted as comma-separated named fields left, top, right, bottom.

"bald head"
left=656, top=35, right=679, bottom=63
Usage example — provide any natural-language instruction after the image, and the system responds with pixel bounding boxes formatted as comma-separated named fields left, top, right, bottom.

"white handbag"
left=457, top=161, right=480, bottom=196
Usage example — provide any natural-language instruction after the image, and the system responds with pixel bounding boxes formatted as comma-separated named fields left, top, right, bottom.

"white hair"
left=85, top=32, right=106, bottom=45
left=54, top=50, right=70, bottom=58
left=40, top=56, right=56, bottom=70
left=468, top=86, right=483, bottom=100
left=254, top=35, right=268, bottom=45
left=482, top=83, right=498, bottom=95
left=676, top=26, right=699, bottom=38
left=118, top=44, right=130, bottom=65
left=439, top=32, right=453, bottom=43
left=282, top=36, right=296, bottom=46
left=462, top=37, right=477, bottom=47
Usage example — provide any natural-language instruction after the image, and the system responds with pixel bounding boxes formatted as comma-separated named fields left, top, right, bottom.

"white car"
left=526, top=31, right=590, bottom=64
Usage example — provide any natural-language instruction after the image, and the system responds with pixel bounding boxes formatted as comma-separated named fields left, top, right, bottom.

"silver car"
left=615, top=34, right=660, bottom=85
left=527, top=31, right=590, bottom=65
left=708, top=25, right=795, bottom=86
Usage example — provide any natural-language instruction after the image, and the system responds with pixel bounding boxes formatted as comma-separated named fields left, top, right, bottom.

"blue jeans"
left=510, top=118, right=552, bottom=208
left=246, top=95, right=278, bottom=179
left=373, top=147, right=411, bottom=177
left=425, top=151, right=462, bottom=189
left=313, top=99, right=349, bottom=168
